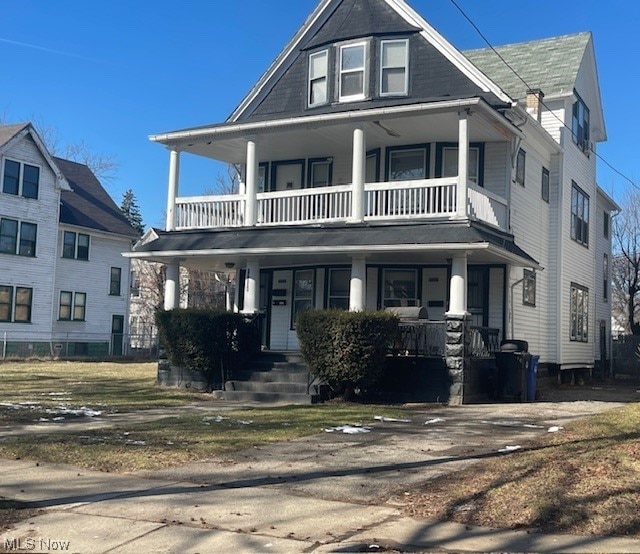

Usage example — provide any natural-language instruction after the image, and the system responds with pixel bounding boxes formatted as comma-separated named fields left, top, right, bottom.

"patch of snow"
left=324, top=425, right=372, bottom=434
left=374, top=416, right=411, bottom=423
left=38, top=418, right=49, bottom=422
left=45, top=406, right=102, bottom=418
left=203, top=415, right=227, bottom=423
left=52, top=417, right=65, bottom=422
left=548, top=426, right=564, bottom=433
left=424, top=418, right=445, bottom=425
left=126, top=440, right=146, bottom=446
left=498, top=445, right=522, bottom=453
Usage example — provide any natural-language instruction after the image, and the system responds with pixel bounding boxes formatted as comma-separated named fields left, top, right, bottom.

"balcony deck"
left=174, top=178, right=508, bottom=231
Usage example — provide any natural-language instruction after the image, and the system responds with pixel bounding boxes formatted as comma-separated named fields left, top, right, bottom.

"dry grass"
left=404, top=403, right=640, bottom=537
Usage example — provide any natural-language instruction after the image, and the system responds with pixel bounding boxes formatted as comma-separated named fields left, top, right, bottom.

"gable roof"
left=0, top=123, right=71, bottom=190
left=464, top=32, right=591, bottom=102
left=55, top=157, right=140, bottom=239
left=229, top=0, right=512, bottom=123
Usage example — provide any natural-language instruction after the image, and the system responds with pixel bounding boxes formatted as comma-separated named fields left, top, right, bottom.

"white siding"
left=483, top=142, right=509, bottom=199
left=488, top=267, right=504, bottom=338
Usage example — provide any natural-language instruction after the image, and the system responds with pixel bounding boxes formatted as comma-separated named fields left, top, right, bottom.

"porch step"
left=215, top=351, right=320, bottom=404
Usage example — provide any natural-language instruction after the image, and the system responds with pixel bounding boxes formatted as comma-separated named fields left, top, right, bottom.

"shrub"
left=296, top=310, right=399, bottom=399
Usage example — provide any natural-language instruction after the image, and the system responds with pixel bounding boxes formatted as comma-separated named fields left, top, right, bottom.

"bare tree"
left=612, top=190, right=640, bottom=335
left=205, top=163, right=241, bottom=195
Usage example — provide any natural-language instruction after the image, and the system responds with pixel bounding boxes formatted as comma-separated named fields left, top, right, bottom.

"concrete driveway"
left=1, top=393, right=639, bottom=553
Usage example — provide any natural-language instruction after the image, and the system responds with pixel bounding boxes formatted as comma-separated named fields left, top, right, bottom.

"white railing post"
left=245, top=139, right=258, bottom=226
left=457, top=110, right=469, bottom=218
left=166, top=148, right=181, bottom=231
left=351, top=125, right=366, bottom=223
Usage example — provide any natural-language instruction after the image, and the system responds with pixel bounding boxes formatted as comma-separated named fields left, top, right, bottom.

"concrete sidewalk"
left=1, top=400, right=640, bottom=553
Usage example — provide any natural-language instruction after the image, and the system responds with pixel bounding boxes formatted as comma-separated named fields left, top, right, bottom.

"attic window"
left=339, top=42, right=367, bottom=102
left=572, top=92, right=590, bottom=154
left=308, top=50, right=328, bottom=107
left=2, top=159, right=39, bottom=199
left=380, top=39, right=409, bottom=96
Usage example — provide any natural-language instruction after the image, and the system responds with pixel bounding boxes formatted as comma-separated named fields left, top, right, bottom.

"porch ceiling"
left=151, top=98, right=519, bottom=164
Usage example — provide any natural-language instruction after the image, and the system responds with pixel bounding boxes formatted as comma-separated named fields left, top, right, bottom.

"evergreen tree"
left=120, top=189, right=145, bottom=235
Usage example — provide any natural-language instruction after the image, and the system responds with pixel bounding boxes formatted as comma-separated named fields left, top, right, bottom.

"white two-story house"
left=0, top=123, right=139, bottom=357
left=129, top=0, right=617, bottom=399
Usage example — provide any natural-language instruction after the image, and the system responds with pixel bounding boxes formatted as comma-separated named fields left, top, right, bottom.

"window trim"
left=110, top=267, right=122, bottom=296
left=307, top=158, right=333, bottom=188
left=2, top=158, right=40, bottom=199
left=62, top=231, right=91, bottom=260
left=0, top=285, right=13, bottom=323
left=0, top=218, right=37, bottom=257
left=523, top=269, right=536, bottom=307
left=435, top=142, right=485, bottom=187
left=59, top=291, right=86, bottom=322
left=0, top=285, right=33, bottom=323
left=570, top=282, right=589, bottom=342
left=308, top=49, right=329, bottom=108
left=541, top=167, right=550, bottom=203
left=338, top=41, right=368, bottom=102
left=572, top=91, right=590, bottom=154
left=380, top=38, right=409, bottom=97
left=270, top=159, right=305, bottom=192
left=570, top=182, right=590, bottom=247
left=366, top=149, right=381, bottom=183
left=515, top=149, right=526, bottom=186
left=327, top=268, right=351, bottom=310
left=291, top=269, right=315, bottom=330
left=385, top=144, right=430, bottom=182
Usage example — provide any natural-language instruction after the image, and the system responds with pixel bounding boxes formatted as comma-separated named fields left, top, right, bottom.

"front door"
left=422, top=268, right=447, bottom=320
left=111, top=315, right=124, bottom=356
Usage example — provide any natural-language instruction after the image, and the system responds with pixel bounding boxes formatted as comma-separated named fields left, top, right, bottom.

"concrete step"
left=212, top=390, right=318, bottom=404
left=225, top=380, right=314, bottom=394
left=233, top=369, right=310, bottom=383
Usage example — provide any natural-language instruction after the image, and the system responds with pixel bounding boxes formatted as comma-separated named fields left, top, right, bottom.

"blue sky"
left=2, top=0, right=638, bottom=228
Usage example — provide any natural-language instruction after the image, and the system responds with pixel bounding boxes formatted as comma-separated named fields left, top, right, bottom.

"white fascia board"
left=229, top=0, right=334, bottom=122
left=58, top=222, right=135, bottom=243
left=151, top=98, right=523, bottom=145
left=386, top=0, right=513, bottom=105
left=596, top=186, right=620, bottom=212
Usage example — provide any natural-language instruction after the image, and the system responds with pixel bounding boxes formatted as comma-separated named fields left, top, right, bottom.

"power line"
left=449, top=0, right=640, bottom=193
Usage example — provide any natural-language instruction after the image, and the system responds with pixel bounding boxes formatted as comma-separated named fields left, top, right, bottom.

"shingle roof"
left=55, top=157, right=140, bottom=239
left=0, top=123, right=29, bottom=149
left=464, top=32, right=591, bottom=101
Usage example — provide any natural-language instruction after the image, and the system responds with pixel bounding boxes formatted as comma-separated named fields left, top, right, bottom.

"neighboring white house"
left=128, top=0, right=618, bottom=398
left=0, top=123, right=139, bottom=357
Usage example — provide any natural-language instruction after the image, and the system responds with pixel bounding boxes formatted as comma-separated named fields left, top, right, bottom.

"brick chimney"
left=526, top=89, right=545, bottom=122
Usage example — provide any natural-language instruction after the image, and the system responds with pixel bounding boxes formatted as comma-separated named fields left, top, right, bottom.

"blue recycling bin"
left=526, top=355, right=540, bottom=401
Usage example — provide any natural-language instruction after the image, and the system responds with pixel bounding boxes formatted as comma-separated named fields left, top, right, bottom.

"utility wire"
left=449, top=0, right=639, bottom=193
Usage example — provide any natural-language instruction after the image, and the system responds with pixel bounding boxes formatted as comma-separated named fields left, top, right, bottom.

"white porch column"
left=242, top=259, right=260, bottom=314
left=447, top=254, right=468, bottom=316
left=351, top=125, right=366, bottom=223
left=163, top=261, right=181, bottom=311
left=457, top=110, right=469, bottom=218
left=245, top=139, right=258, bottom=227
left=349, top=256, right=367, bottom=312
left=165, top=148, right=181, bottom=231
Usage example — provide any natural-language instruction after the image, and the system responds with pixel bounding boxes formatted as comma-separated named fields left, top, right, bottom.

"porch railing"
left=173, top=178, right=508, bottom=231
left=469, top=326, right=501, bottom=358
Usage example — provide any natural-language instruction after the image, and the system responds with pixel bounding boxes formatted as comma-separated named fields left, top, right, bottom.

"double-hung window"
left=387, top=146, right=429, bottom=181
left=572, top=92, right=590, bottom=153
left=308, top=158, right=332, bottom=188
left=438, top=144, right=482, bottom=186
left=110, top=267, right=122, bottom=296
left=2, top=159, right=39, bottom=199
left=308, top=50, right=329, bottom=107
left=515, top=149, right=526, bottom=186
left=570, top=283, right=589, bottom=342
left=571, top=182, right=589, bottom=247
left=63, top=231, right=90, bottom=260
left=541, top=168, right=550, bottom=202
left=383, top=269, right=418, bottom=308
left=292, top=270, right=314, bottom=328
left=0, top=218, right=37, bottom=257
left=59, top=291, right=86, bottom=321
left=0, top=285, right=33, bottom=323
left=603, top=254, right=609, bottom=302
left=523, top=270, right=536, bottom=306
left=339, top=42, right=367, bottom=102
left=328, top=269, right=351, bottom=310
left=380, top=39, right=409, bottom=96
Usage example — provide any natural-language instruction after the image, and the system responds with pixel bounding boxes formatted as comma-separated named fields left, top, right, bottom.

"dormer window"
left=380, top=39, right=409, bottom=96
left=308, top=50, right=329, bottom=107
left=572, top=92, right=590, bottom=154
left=339, top=42, right=367, bottom=102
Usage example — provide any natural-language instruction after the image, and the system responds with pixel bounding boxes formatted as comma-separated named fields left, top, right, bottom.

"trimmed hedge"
left=296, top=309, right=399, bottom=398
left=155, top=309, right=256, bottom=379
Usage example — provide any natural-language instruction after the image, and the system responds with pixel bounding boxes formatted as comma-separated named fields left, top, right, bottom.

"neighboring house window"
left=328, top=268, right=350, bottom=310
left=380, top=39, right=409, bottom=96
left=572, top=92, right=590, bottom=153
left=62, top=231, right=90, bottom=260
left=59, top=291, right=86, bottom=321
left=523, top=270, right=536, bottom=306
left=2, top=159, right=39, bottom=199
left=339, top=42, right=367, bottom=102
left=110, top=267, right=122, bottom=296
left=292, top=269, right=314, bottom=328
left=570, top=182, right=589, bottom=247
left=308, top=158, right=332, bottom=188
left=0, top=218, right=37, bottom=257
left=0, top=285, right=33, bottom=323
left=541, top=167, right=550, bottom=202
left=603, top=254, right=609, bottom=302
left=603, top=211, right=609, bottom=239
left=515, top=149, right=526, bottom=186
left=130, top=270, right=140, bottom=297
left=570, top=283, right=589, bottom=342
left=386, top=145, right=429, bottom=181
left=308, top=49, right=329, bottom=107
left=437, top=143, right=483, bottom=186
left=383, top=269, right=418, bottom=307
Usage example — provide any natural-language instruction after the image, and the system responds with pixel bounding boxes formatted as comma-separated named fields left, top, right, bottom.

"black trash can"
left=495, top=340, right=530, bottom=401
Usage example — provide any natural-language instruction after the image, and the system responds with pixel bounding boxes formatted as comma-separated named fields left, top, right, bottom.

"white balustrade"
left=175, top=195, right=244, bottom=229
left=467, top=184, right=508, bottom=229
